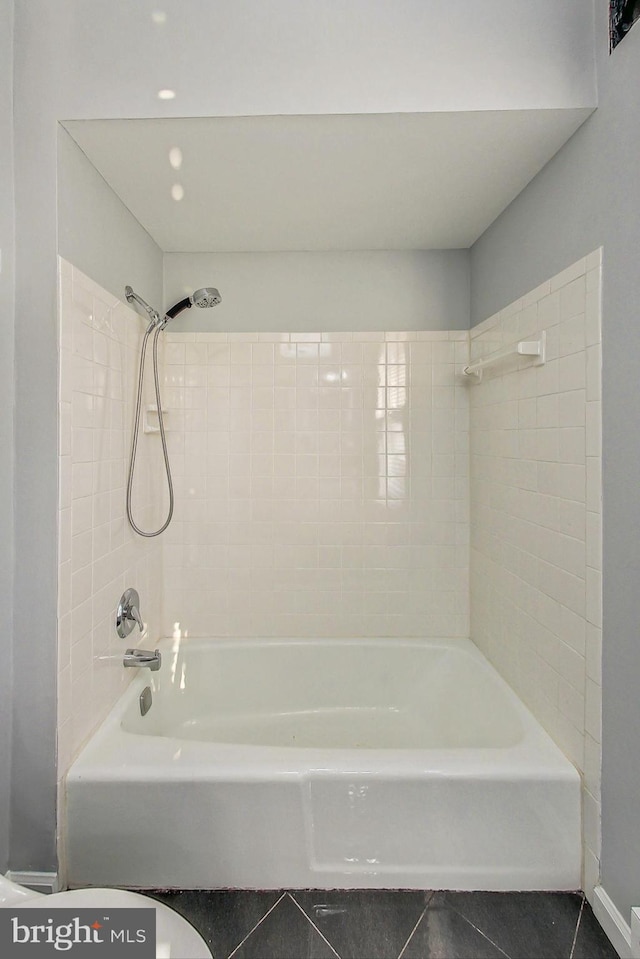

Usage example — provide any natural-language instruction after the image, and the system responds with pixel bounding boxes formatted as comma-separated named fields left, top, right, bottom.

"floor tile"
left=431, top=891, right=582, bottom=959
left=230, top=894, right=338, bottom=959
left=141, top=888, right=619, bottom=959
left=292, top=889, right=430, bottom=959
left=400, top=903, right=507, bottom=959
left=144, top=889, right=283, bottom=958
left=572, top=901, right=620, bottom=958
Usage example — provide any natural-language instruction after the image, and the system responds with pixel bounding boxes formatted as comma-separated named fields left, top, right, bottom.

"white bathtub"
left=66, top=637, right=581, bottom=891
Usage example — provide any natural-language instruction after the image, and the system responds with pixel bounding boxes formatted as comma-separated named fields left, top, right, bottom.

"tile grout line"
left=396, top=905, right=428, bottom=959
left=226, top=891, right=288, bottom=959
left=446, top=904, right=512, bottom=959
left=569, top=895, right=586, bottom=959
left=287, top=892, right=342, bottom=959
left=464, top=922, right=512, bottom=959
left=396, top=890, right=436, bottom=959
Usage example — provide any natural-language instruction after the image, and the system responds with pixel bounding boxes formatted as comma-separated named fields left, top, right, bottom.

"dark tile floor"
left=145, top=888, right=619, bottom=959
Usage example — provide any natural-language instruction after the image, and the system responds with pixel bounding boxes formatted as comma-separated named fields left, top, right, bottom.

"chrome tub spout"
left=123, top=648, right=162, bottom=671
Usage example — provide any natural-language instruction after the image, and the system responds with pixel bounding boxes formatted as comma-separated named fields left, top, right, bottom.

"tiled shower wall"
left=57, top=262, right=470, bottom=782
left=161, top=331, right=470, bottom=638
left=57, top=258, right=163, bottom=785
left=57, top=256, right=603, bottom=895
left=469, top=250, right=602, bottom=898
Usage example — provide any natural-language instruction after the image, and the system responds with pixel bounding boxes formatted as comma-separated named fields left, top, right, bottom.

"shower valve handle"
left=116, top=587, right=144, bottom=639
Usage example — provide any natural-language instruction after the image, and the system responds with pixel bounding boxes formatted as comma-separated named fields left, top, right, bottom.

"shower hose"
left=126, top=321, right=174, bottom=537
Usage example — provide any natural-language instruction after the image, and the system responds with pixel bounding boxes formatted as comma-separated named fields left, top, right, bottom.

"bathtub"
left=66, top=637, right=581, bottom=891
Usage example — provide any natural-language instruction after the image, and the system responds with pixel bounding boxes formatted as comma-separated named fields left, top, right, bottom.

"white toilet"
left=0, top=873, right=212, bottom=958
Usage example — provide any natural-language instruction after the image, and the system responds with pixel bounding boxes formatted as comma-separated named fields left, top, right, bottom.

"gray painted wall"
left=13, top=0, right=64, bottom=870
left=12, top=13, right=164, bottom=872
left=471, top=4, right=640, bottom=921
left=21, top=0, right=597, bottom=120
left=0, top=0, right=14, bottom=873
left=164, top=251, right=470, bottom=333
left=57, top=128, right=163, bottom=309
left=9, top=0, right=596, bottom=878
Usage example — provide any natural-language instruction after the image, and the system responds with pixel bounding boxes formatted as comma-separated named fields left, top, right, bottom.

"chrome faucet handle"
left=116, top=587, right=144, bottom=639
left=129, top=603, right=144, bottom=631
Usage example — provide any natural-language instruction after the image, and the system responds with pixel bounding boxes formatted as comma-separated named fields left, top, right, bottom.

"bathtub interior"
left=123, top=638, right=523, bottom=749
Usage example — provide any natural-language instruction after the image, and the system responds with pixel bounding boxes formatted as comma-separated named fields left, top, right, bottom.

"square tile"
left=293, top=889, right=429, bottom=959
left=400, top=903, right=505, bottom=959
left=231, top=894, right=337, bottom=959
left=145, top=889, right=283, bottom=958
left=572, top=901, right=619, bottom=959
left=430, top=891, right=581, bottom=959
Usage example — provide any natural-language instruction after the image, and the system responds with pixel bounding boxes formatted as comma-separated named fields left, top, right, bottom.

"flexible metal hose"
left=126, top=321, right=174, bottom=537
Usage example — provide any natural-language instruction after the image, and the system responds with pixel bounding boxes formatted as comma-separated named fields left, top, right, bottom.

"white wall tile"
left=162, top=330, right=469, bottom=638
left=59, top=256, right=602, bottom=882
left=57, top=258, right=163, bottom=781
left=469, top=251, right=602, bottom=873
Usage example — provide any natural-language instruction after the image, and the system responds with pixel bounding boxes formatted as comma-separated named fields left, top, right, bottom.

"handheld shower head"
left=165, top=287, right=222, bottom=320
left=191, top=287, right=222, bottom=309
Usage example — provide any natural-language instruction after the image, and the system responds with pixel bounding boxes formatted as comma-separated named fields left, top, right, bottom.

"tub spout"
left=124, top=648, right=162, bottom=671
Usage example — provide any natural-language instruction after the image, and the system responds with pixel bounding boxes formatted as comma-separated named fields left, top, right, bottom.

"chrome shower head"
left=165, top=286, right=222, bottom=320
left=191, top=287, right=222, bottom=309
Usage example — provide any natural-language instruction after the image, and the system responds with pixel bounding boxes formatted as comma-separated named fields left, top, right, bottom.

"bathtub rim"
left=67, top=636, right=580, bottom=785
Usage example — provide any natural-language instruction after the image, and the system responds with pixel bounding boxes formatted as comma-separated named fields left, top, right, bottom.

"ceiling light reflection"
left=171, top=183, right=185, bottom=201
left=158, top=88, right=176, bottom=100
left=151, top=10, right=167, bottom=24
left=169, top=147, right=183, bottom=170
